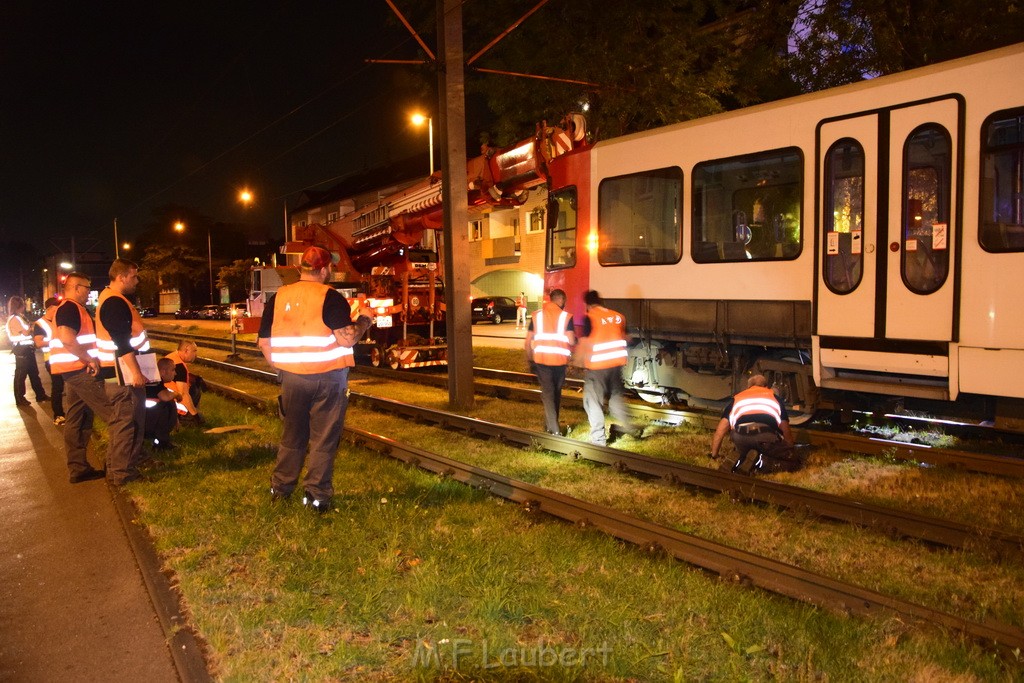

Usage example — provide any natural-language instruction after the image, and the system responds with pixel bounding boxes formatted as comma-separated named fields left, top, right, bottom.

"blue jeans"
left=272, top=368, right=350, bottom=502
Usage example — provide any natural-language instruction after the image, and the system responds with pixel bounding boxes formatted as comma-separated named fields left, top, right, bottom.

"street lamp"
left=411, top=112, right=433, bottom=176
left=174, top=221, right=214, bottom=304
left=239, top=189, right=254, bottom=206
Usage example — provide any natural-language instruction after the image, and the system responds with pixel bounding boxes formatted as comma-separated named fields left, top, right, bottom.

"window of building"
left=980, top=107, right=1024, bottom=252
left=526, top=207, right=545, bottom=234
left=692, top=148, right=802, bottom=262
left=823, top=139, right=865, bottom=294
left=470, top=220, right=483, bottom=242
left=597, top=167, right=681, bottom=265
left=902, top=124, right=951, bottom=293
left=545, top=188, right=577, bottom=270
left=327, top=211, right=339, bottom=223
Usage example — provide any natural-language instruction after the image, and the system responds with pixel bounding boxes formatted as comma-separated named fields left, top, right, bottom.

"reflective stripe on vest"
left=5, top=315, right=33, bottom=347
left=585, top=306, right=628, bottom=369
left=50, top=301, right=99, bottom=374
left=728, top=386, right=783, bottom=428
left=35, top=317, right=53, bottom=360
left=269, top=281, right=354, bottom=374
left=531, top=304, right=571, bottom=366
left=95, top=289, right=150, bottom=366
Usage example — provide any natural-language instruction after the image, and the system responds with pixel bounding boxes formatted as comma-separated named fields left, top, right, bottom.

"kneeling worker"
left=710, top=375, right=794, bottom=471
left=145, top=357, right=180, bottom=450
left=164, top=339, right=204, bottom=424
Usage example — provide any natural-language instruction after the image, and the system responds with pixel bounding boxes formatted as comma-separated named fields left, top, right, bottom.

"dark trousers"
left=730, top=428, right=782, bottom=460
left=13, top=347, right=46, bottom=401
left=533, top=363, right=567, bottom=434
left=583, top=366, right=634, bottom=445
left=44, top=361, right=65, bottom=418
left=145, top=401, right=177, bottom=444
left=273, top=368, right=350, bottom=502
left=62, top=371, right=144, bottom=483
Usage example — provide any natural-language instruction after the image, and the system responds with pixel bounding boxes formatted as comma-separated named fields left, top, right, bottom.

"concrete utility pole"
left=437, top=0, right=474, bottom=410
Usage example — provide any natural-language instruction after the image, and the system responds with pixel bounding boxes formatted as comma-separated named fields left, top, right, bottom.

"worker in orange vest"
left=258, top=246, right=374, bottom=513
left=525, top=288, right=575, bottom=435
left=6, top=295, right=49, bottom=407
left=95, top=258, right=152, bottom=486
left=580, top=290, right=639, bottom=446
left=710, top=374, right=795, bottom=473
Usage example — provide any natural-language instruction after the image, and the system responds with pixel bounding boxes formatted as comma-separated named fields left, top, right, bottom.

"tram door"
left=817, top=98, right=961, bottom=343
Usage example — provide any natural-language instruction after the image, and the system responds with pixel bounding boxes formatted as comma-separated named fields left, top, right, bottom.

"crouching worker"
left=145, top=358, right=180, bottom=450
left=165, top=340, right=204, bottom=425
left=710, top=375, right=801, bottom=475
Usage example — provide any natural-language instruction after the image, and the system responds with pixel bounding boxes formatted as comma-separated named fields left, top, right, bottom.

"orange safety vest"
left=95, top=289, right=150, bottom=367
left=34, top=315, right=54, bottom=361
left=584, top=305, right=628, bottom=370
left=49, top=301, right=99, bottom=374
left=728, top=386, right=783, bottom=428
left=5, top=315, right=33, bottom=348
left=530, top=302, right=572, bottom=366
left=164, top=350, right=192, bottom=415
left=269, top=281, right=354, bottom=374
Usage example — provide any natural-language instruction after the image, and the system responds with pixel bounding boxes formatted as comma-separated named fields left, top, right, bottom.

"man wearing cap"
left=258, top=246, right=374, bottom=513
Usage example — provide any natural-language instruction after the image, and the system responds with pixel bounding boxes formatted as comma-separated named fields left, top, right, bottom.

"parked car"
left=175, top=307, right=199, bottom=320
left=138, top=307, right=158, bottom=318
left=471, top=296, right=517, bottom=324
left=198, top=304, right=232, bottom=320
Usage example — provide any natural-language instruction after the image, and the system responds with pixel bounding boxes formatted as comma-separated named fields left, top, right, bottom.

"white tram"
left=543, top=43, right=1024, bottom=429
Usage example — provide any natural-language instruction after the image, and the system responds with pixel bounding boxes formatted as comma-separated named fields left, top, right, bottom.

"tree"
left=391, top=0, right=802, bottom=144
left=138, top=243, right=207, bottom=308
left=217, top=259, right=254, bottom=303
left=787, top=0, right=1024, bottom=91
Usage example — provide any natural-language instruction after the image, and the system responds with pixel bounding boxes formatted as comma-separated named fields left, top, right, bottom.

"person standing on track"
left=6, top=295, right=49, bottom=407
left=257, top=246, right=374, bottom=513
left=579, top=290, right=639, bottom=446
left=525, top=288, right=575, bottom=436
left=33, top=297, right=66, bottom=425
left=95, top=258, right=152, bottom=485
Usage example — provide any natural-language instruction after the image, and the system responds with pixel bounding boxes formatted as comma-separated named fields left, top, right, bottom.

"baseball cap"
left=300, top=246, right=339, bottom=269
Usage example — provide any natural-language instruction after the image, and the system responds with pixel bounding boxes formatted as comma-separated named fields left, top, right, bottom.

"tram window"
left=824, top=139, right=865, bottom=294
left=691, top=148, right=802, bottom=263
left=546, top=188, right=578, bottom=270
left=597, top=167, right=682, bottom=265
left=980, top=108, right=1024, bottom=253
left=902, top=124, right=951, bottom=294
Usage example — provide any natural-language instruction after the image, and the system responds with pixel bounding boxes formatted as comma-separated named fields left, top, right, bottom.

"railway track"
left=199, top=375, right=1024, bottom=654
left=163, top=334, right=1022, bottom=479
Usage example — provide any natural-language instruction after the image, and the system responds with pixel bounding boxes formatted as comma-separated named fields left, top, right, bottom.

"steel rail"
left=201, top=378, right=1024, bottom=652
left=347, top=393, right=1024, bottom=558
left=196, top=365, right=1023, bottom=555
left=343, top=424, right=1024, bottom=652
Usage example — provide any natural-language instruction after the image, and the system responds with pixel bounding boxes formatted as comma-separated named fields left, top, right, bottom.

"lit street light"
left=239, top=189, right=254, bottom=206
left=411, top=112, right=433, bottom=176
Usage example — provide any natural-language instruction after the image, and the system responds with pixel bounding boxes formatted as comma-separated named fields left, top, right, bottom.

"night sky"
left=0, top=2, right=440, bottom=252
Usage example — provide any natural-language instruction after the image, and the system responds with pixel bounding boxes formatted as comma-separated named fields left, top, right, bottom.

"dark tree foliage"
left=217, top=259, right=254, bottom=303
left=389, top=0, right=802, bottom=144
left=787, top=0, right=1024, bottom=91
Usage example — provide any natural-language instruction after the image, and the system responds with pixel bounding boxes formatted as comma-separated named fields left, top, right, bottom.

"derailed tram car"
left=543, top=43, right=1024, bottom=430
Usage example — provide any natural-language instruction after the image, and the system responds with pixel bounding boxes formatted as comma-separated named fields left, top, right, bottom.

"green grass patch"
left=122, top=379, right=1024, bottom=680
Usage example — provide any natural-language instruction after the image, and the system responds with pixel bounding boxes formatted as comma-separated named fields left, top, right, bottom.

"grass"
left=119, top=364, right=1024, bottom=680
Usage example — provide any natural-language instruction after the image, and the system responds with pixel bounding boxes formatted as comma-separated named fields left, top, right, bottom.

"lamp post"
left=175, top=221, right=214, bottom=304
left=411, top=112, right=434, bottom=176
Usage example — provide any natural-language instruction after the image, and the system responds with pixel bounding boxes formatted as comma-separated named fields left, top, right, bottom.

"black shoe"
left=15, top=397, right=31, bottom=407
left=36, top=394, right=50, bottom=402
left=111, top=472, right=149, bottom=486
left=270, top=487, right=291, bottom=503
left=302, top=492, right=332, bottom=514
left=70, top=468, right=105, bottom=484
left=152, top=439, right=175, bottom=451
